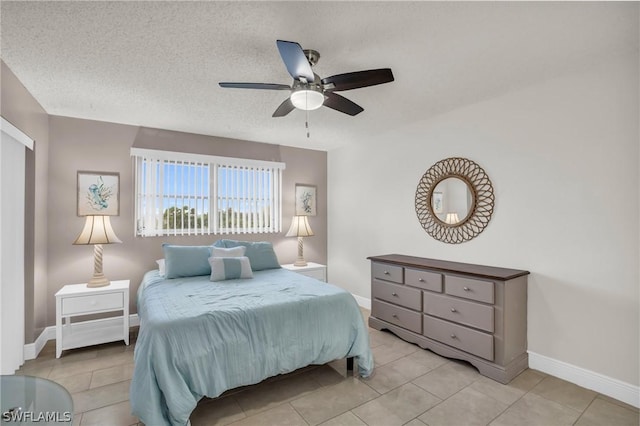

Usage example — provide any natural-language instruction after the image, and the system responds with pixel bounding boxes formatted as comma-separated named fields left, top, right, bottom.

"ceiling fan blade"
left=323, top=92, right=364, bottom=116
left=276, top=40, right=315, bottom=83
left=272, top=98, right=296, bottom=117
left=321, top=68, right=394, bottom=91
left=219, top=82, right=291, bottom=90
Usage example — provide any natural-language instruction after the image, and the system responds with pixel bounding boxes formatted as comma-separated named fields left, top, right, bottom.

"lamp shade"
left=73, top=215, right=121, bottom=245
left=286, top=216, right=314, bottom=237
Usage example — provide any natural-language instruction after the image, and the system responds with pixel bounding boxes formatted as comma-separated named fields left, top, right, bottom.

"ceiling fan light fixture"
left=290, top=89, right=324, bottom=111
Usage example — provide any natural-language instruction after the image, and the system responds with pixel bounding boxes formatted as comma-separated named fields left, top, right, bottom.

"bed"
left=130, top=252, right=374, bottom=426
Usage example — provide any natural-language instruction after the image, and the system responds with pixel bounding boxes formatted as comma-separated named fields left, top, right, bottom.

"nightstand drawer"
left=372, top=279, right=421, bottom=311
left=299, top=269, right=326, bottom=281
left=62, top=293, right=123, bottom=315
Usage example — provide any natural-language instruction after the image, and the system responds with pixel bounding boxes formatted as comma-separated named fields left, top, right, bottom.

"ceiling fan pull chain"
left=306, top=91, right=310, bottom=138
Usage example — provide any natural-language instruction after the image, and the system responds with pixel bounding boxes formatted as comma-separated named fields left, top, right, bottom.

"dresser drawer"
left=61, top=293, right=124, bottom=316
left=424, top=315, right=494, bottom=361
left=373, top=300, right=422, bottom=333
left=372, top=262, right=403, bottom=284
left=373, top=279, right=422, bottom=311
left=423, top=292, right=494, bottom=332
left=405, top=268, right=442, bottom=292
left=445, top=275, right=494, bottom=304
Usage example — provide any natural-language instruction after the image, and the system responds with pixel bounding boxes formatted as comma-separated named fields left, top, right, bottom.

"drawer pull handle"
left=392, top=314, right=398, bottom=318
left=419, top=278, right=425, bottom=282
left=450, top=334, right=457, bottom=339
left=450, top=307, right=457, bottom=312
left=383, top=271, right=390, bottom=275
left=391, top=292, right=398, bottom=297
left=463, top=286, right=470, bottom=291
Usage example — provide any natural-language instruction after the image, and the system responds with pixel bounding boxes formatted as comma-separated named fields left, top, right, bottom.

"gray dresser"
left=368, top=254, right=529, bottom=384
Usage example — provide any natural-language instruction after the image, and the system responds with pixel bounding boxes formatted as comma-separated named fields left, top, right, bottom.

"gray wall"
left=47, top=116, right=327, bottom=326
left=1, top=61, right=49, bottom=342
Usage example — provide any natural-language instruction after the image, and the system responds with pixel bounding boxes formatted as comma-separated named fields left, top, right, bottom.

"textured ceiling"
left=1, top=1, right=637, bottom=150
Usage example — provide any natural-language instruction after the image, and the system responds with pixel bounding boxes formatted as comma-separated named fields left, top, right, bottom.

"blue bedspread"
left=130, top=268, right=374, bottom=426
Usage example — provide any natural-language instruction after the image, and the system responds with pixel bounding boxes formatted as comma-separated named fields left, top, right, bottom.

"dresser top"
left=367, top=254, right=529, bottom=281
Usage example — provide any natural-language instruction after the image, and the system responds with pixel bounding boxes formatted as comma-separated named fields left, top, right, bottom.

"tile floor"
left=15, top=309, right=639, bottom=426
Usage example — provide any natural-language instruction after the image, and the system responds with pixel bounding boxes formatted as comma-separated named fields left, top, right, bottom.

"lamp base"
left=87, top=273, right=110, bottom=288
left=293, top=259, right=308, bottom=267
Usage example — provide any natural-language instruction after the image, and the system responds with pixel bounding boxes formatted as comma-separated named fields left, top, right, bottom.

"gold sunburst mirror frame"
left=415, top=157, right=495, bottom=244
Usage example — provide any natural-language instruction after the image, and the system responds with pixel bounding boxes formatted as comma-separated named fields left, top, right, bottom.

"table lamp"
left=286, top=215, right=314, bottom=267
left=73, top=215, right=121, bottom=287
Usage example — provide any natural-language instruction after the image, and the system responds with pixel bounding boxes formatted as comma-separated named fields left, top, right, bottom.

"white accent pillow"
left=209, top=256, right=253, bottom=282
left=157, top=259, right=165, bottom=276
left=211, top=246, right=246, bottom=258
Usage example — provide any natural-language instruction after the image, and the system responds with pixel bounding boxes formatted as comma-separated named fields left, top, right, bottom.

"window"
left=132, top=148, right=285, bottom=236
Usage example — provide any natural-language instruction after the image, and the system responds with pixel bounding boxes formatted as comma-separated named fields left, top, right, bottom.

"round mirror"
left=415, top=157, right=494, bottom=244
left=431, top=177, right=475, bottom=226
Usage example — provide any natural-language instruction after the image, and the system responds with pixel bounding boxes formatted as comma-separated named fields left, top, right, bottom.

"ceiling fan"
left=219, top=40, right=394, bottom=117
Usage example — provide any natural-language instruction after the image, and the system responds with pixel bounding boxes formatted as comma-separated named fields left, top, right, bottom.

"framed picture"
left=432, top=191, right=444, bottom=214
left=77, top=171, right=120, bottom=216
left=295, top=184, right=317, bottom=216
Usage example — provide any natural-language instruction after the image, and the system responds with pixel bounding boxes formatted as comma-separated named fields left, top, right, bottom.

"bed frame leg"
left=346, top=357, right=354, bottom=376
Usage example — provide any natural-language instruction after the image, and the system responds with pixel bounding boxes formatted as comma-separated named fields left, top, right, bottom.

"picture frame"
left=77, top=171, right=120, bottom=216
left=432, top=191, right=444, bottom=214
left=295, top=184, right=317, bottom=216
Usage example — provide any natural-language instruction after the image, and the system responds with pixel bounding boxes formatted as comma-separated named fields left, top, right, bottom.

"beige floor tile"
left=468, top=375, right=526, bottom=405
left=419, top=386, right=508, bottom=426
left=90, top=363, right=135, bottom=389
left=508, top=368, right=547, bottom=392
left=412, top=360, right=480, bottom=399
left=594, top=394, right=639, bottom=413
left=403, top=349, right=449, bottom=370
left=353, top=383, right=441, bottom=426
left=50, top=371, right=93, bottom=394
left=362, top=353, right=439, bottom=394
left=71, top=380, right=131, bottom=413
left=190, top=395, right=246, bottom=426
left=16, top=363, right=53, bottom=378
left=370, top=338, right=419, bottom=366
left=403, top=419, right=428, bottom=426
left=80, top=400, right=138, bottom=426
left=306, top=364, right=347, bottom=387
left=227, top=403, right=306, bottom=426
left=575, top=397, right=640, bottom=426
left=490, top=393, right=581, bottom=426
left=72, top=413, right=82, bottom=426
left=234, top=369, right=322, bottom=417
left=368, top=329, right=410, bottom=351
left=319, top=411, right=367, bottom=426
left=290, top=378, right=380, bottom=425
left=49, top=352, right=134, bottom=380
left=531, top=375, right=597, bottom=412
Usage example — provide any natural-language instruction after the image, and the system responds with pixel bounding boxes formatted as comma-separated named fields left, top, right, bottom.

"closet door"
left=0, top=117, right=33, bottom=374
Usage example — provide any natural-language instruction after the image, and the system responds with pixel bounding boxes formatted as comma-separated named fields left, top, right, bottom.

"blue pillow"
left=214, top=240, right=281, bottom=271
left=209, top=256, right=253, bottom=281
left=162, top=244, right=212, bottom=279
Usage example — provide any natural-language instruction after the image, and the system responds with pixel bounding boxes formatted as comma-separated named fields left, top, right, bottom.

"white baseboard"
left=352, top=294, right=371, bottom=310
left=23, top=314, right=140, bottom=361
left=528, top=351, right=639, bottom=408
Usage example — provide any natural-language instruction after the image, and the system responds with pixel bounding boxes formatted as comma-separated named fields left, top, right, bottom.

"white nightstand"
left=55, top=280, right=130, bottom=358
left=282, top=262, right=327, bottom=282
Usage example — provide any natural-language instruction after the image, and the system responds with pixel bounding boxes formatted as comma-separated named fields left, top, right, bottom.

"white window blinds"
left=132, top=148, right=285, bottom=237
